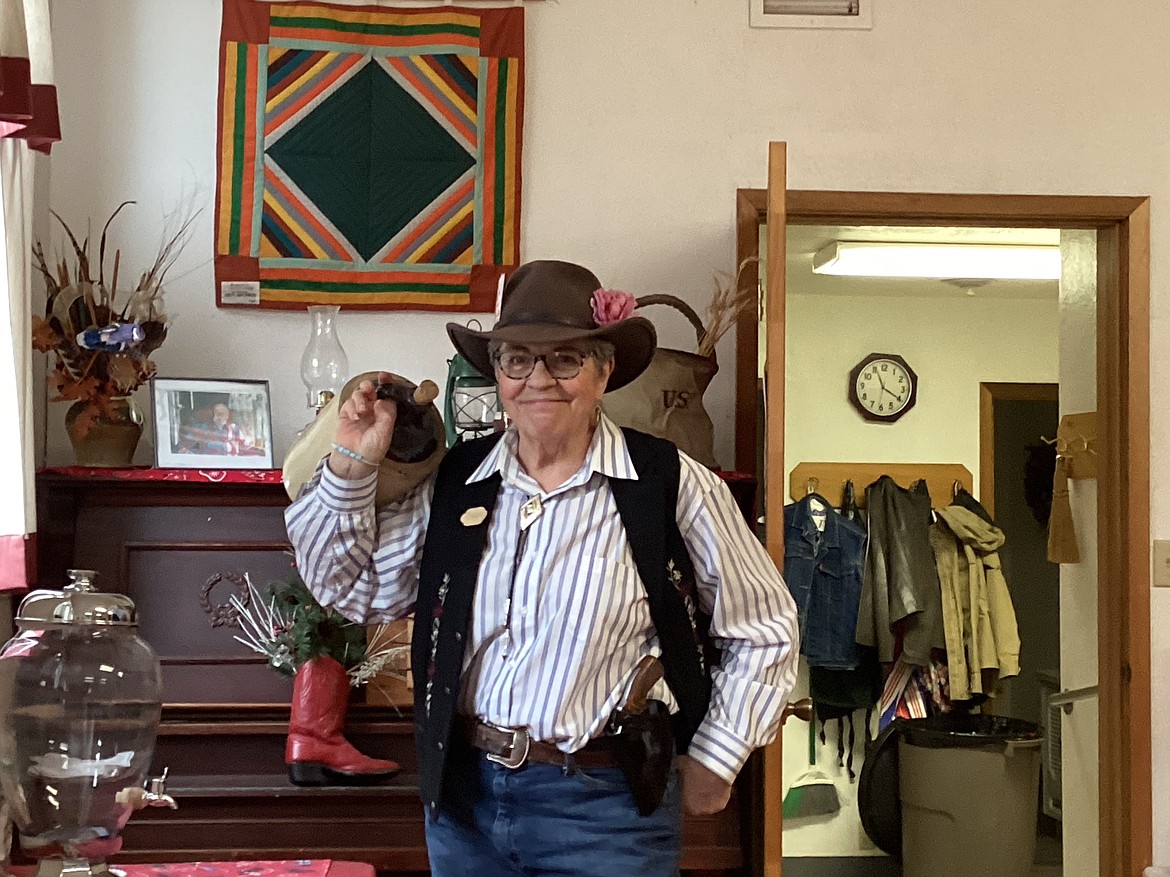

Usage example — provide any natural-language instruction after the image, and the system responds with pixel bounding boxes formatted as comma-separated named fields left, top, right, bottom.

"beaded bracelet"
left=330, top=443, right=379, bottom=469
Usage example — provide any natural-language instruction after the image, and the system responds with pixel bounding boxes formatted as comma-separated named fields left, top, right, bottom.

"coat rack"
left=788, top=462, right=974, bottom=508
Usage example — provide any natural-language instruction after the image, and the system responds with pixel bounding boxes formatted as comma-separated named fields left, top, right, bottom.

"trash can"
left=898, top=713, right=1043, bottom=877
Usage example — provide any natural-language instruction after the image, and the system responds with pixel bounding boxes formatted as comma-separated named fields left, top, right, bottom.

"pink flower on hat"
left=591, top=288, right=637, bottom=327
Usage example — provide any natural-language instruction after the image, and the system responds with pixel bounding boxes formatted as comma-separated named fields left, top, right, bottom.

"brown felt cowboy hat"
left=446, top=260, right=656, bottom=392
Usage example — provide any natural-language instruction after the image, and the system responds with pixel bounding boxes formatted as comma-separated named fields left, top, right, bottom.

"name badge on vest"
left=460, top=506, right=488, bottom=527
left=519, top=495, right=544, bottom=531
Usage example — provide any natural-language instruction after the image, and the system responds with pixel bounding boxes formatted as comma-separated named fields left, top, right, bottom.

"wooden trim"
left=1096, top=199, right=1152, bottom=877
left=977, top=382, right=1060, bottom=519
left=1123, top=200, right=1152, bottom=877
left=738, top=187, right=1147, bottom=225
left=1098, top=220, right=1125, bottom=877
left=34, top=472, right=290, bottom=508
left=761, top=141, right=787, bottom=877
left=978, top=382, right=1061, bottom=402
left=979, top=384, right=995, bottom=517
left=118, top=540, right=291, bottom=596
left=789, top=461, right=971, bottom=507
left=123, top=540, right=291, bottom=552
left=735, top=187, right=1152, bottom=876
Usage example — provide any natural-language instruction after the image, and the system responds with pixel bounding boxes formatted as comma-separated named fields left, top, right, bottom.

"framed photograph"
left=150, top=377, right=274, bottom=469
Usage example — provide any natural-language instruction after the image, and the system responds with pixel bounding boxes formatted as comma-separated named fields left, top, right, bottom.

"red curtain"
left=0, top=0, right=60, bottom=153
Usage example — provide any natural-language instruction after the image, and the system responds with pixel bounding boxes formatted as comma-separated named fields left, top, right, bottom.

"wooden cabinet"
left=30, top=470, right=757, bottom=876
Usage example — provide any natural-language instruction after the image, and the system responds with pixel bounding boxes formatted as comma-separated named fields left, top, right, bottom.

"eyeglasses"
left=495, top=349, right=589, bottom=380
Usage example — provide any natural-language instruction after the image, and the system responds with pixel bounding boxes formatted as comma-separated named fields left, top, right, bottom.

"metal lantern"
left=444, top=352, right=500, bottom=447
left=0, top=570, right=175, bottom=877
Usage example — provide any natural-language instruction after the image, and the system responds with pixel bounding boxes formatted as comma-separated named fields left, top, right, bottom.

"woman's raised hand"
left=328, top=371, right=398, bottom=479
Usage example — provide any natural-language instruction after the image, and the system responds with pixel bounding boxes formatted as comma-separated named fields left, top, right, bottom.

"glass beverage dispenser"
left=0, top=570, right=173, bottom=877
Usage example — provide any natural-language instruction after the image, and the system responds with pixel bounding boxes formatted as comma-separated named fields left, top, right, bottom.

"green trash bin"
left=898, top=714, right=1043, bottom=877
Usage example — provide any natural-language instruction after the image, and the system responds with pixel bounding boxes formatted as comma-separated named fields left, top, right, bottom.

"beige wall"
left=783, top=290, right=1060, bottom=496
left=42, top=0, right=1170, bottom=864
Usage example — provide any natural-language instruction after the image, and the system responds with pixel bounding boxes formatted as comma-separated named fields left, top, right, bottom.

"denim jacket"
left=784, top=494, right=868, bottom=670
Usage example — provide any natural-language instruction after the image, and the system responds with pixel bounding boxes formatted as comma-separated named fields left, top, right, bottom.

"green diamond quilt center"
left=267, top=60, right=475, bottom=262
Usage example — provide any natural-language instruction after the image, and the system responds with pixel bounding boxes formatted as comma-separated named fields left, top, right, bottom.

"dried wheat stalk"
left=696, top=257, right=760, bottom=359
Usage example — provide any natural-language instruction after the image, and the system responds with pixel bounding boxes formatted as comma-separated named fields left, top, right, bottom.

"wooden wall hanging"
left=788, top=461, right=973, bottom=508
left=1056, top=411, right=1097, bottom=479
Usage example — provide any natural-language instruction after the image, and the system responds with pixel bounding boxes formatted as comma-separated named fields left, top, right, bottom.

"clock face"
left=849, top=354, right=917, bottom=422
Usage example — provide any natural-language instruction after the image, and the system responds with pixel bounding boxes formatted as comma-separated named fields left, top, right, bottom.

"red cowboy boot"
left=286, top=655, right=399, bottom=785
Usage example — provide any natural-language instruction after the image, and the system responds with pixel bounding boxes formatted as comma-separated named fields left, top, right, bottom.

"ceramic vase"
left=64, top=397, right=143, bottom=467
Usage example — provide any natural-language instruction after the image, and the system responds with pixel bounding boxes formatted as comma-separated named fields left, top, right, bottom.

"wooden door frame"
left=978, top=382, right=1061, bottom=521
left=735, top=184, right=1151, bottom=877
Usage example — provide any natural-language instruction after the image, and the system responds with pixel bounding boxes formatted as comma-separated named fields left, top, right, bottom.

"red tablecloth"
left=9, top=862, right=372, bottom=877
left=38, top=467, right=284, bottom=484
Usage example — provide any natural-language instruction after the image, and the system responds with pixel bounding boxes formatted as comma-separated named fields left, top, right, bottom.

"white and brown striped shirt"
left=285, top=414, right=798, bottom=783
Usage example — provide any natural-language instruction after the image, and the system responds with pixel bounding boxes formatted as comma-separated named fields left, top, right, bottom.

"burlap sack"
left=603, top=295, right=719, bottom=469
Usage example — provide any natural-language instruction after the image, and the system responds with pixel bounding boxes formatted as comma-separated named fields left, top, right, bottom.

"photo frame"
left=150, top=377, right=274, bottom=469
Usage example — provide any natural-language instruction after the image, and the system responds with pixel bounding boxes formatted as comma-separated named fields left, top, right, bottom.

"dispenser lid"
left=15, top=569, right=137, bottom=626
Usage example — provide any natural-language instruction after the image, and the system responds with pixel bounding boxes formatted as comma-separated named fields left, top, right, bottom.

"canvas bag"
left=603, top=294, right=719, bottom=469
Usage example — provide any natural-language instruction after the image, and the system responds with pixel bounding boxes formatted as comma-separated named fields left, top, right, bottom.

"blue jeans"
left=425, top=743, right=682, bottom=876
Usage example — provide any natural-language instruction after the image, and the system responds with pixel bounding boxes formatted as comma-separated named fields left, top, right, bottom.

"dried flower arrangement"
left=30, top=202, right=198, bottom=437
left=696, top=257, right=759, bottom=359
left=231, top=572, right=411, bottom=695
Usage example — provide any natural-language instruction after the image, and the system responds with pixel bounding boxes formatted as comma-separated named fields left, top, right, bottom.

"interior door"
left=761, top=140, right=788, bottom=877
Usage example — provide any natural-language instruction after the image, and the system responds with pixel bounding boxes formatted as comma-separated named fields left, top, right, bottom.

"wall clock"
left=848, top=352, right=918, bottom=423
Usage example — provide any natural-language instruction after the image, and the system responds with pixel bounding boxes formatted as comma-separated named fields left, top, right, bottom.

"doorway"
left=775, top=223, right=1064, bottom=876
left=733, top=150, right=1150, bottom=877
left=982, top=382, right=1063, bottom=874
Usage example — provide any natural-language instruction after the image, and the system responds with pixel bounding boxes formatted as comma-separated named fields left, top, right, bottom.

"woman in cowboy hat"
left=286, top=260, right=798, bottom=877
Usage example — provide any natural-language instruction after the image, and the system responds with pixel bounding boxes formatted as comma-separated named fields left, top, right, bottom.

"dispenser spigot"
left=116, top=767, right=178, bottom=810
left=145, top=769, right=178, bottom=809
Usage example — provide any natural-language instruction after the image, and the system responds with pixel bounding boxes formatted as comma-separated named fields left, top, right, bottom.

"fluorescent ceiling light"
left=812, top=242, right=1062, bottom=281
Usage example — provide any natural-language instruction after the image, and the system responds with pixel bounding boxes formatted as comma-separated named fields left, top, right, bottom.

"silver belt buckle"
left=484, top=722, right=530, bottom=769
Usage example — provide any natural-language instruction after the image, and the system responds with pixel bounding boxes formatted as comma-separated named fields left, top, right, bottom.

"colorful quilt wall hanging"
left=215, top=0, right=524, bottom=312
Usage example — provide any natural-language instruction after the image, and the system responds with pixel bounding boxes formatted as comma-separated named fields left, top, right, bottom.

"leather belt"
left=457, top=716, right=618, bottom=769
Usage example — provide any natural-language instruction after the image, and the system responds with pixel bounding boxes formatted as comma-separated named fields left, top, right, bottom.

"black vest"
left=410, top=428, right=712, bottom=815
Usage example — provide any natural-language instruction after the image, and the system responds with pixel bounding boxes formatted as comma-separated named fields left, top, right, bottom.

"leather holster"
left=608, top=656, right=675, bottom=815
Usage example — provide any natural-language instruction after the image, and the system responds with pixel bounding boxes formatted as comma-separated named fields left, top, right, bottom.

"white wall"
left=43, top=0, right=1170, bottom=864
left=780, top=285, right=1058, bottom=857
left=1058, top=229, right=1100, bottom=877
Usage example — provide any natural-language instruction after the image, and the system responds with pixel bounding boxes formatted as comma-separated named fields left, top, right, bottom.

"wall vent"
left=750, top=0, right=872, bottom=29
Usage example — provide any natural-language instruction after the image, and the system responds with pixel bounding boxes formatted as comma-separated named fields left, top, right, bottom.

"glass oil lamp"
left=300, top=304, right=349, bottom=414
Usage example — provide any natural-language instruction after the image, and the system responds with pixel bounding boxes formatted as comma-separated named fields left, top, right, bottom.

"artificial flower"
left=591, top=288, right=637, bottom=326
